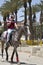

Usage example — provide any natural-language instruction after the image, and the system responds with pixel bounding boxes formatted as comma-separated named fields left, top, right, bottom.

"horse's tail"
left=1, top=33, right=4, bottom=58
left=0, top=32, right=3, bottom=41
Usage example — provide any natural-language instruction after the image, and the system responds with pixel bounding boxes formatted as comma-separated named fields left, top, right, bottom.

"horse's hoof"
left=11, top=57, right=13, bottom=63
left=1, top=58, right=4, bottom=62
left=11, top=60, right=13, bottom=63
left=18, top=62, right=21, bottom=65
left=6, top=58, right=8, bottom=61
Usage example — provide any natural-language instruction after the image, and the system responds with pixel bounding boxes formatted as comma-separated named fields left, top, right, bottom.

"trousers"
left=7, top=29, right=15, bottom=42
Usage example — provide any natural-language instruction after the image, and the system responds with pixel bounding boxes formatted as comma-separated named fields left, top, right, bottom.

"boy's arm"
left=15, top=23, right=18, bottom=29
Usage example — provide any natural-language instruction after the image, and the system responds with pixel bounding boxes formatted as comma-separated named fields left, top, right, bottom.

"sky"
left=0, top=0, right=41, bottom=22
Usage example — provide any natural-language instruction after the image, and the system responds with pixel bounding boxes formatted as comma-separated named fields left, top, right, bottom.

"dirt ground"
left=0, top=45, right=43, bottom=65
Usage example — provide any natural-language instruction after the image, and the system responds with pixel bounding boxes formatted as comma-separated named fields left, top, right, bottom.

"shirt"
left=7, top=20, right=16, bottom=29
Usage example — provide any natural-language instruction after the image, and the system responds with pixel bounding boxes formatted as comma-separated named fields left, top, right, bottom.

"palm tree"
left=0, top=0, right=22, bottom=19
left=23, top=0, right=27, bottom=25
left=25, top=3, right=40, bottom=40
left=27, top=0, right=34, bottom=40
left=40, top=11, right=42, bottom=39
left=21, top=0, right=36, bottom=40
left=32, top=5, right=39, bottom=39
left=0, top=1, right=11, bottom=30
left=21, top=0, right=28, bottom=40
left=0, top=8, right=10, bottom=30
left=23, top=0, right=27, bottom=40
left=37, top=0, right=43, bottom=39
left=0, top=0, right=22, bottom=30
left=10, top=0, right=23, bottom=23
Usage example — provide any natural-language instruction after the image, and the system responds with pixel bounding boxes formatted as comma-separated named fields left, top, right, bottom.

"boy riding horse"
left=5, top=15, right=18, bottom=46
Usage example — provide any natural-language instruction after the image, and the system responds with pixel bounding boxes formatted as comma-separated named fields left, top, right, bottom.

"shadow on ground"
left=8, top=61, right=36, bottom=65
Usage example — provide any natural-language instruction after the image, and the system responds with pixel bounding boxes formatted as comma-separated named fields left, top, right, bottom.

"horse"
left=1, top=26, right=27, bottom=63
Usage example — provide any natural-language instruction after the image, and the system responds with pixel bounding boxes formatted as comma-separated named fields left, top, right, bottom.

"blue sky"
left=0, top=0, right=41, bottom=22
left=0, top=0, right=4, bottom=6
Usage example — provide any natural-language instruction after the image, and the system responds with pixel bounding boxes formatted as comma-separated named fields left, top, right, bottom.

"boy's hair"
left=11, top=15, right=14, bottom=19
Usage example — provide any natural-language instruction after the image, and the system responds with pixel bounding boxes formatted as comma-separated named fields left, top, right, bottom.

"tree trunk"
left=15, top=10, right=17, bottom=24
left=24, top=2, right=28, bottom=40
left=40, top=11, right=43, bottom=39
left=24, top=2, right=27, bottom=25
left=29, top=1, right=34, bottom=40
left=3, top=14, right=9, bottom=31
left=33, top=13, right=36, bottom=39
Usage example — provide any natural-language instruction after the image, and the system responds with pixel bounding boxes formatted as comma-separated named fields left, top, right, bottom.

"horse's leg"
left=16, top=49, right=20, bottom=65
left=16, top=50, right=19, bottom=62
left=1, top=41, right=4, bottom=58
left=5, top=45, right=9, bottom=61
left=11, top=47, right=16, bottom=62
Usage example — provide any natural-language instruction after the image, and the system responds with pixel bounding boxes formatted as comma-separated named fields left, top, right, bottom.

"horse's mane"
left=12, top=26, right=25, bottom=41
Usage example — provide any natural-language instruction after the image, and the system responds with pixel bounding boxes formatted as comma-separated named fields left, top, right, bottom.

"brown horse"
left=1, top=26, right=27, bottom=63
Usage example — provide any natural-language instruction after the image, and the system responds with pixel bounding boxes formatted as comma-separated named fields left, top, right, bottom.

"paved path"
left=0, top=46, right=43, bottom=65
